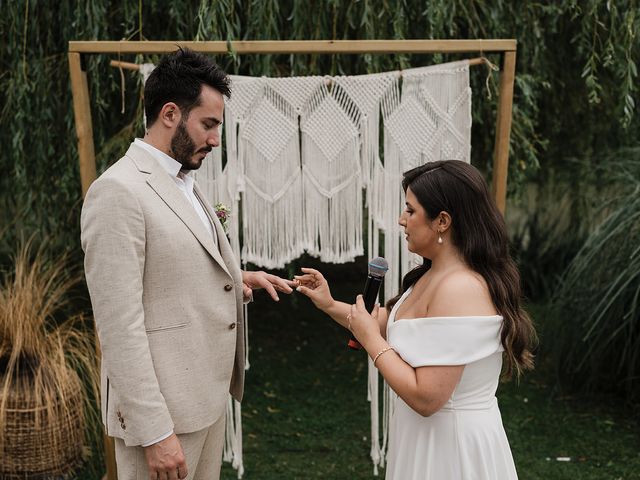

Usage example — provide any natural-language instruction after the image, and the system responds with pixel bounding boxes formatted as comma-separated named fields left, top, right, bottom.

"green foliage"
left=545, top=150, right=640, bottom=402
left=508, top=158, right=610, bottom=301
left=1, top=0, right=639, bottom=258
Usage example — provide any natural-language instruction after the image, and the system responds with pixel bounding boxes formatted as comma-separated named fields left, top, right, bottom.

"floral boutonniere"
left=214, top=203, right=231, bottom=233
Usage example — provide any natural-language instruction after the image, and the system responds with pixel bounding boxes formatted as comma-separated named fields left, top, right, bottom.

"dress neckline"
left=389, top=285, right=502, bottom=323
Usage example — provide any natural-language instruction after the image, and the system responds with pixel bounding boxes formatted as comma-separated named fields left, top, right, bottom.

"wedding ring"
left=346, top=313, right=352, bottom=330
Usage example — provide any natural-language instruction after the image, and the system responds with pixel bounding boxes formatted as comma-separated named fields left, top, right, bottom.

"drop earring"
left=438, top=231, right=443, bottom=244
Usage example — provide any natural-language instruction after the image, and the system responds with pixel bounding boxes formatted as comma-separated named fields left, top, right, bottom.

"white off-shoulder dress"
left=384, top=286, right=518, bottom=480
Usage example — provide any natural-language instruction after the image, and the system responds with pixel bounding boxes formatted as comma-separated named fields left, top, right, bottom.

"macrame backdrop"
left=140, top=60, right=472, bottom=478
left=238, top=77, right=322, bottom=268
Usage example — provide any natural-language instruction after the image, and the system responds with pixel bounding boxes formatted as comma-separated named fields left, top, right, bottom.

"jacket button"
left=224, top=284, right=233, bottom=291
left=121, top=423, right=126, bottom=430
left=229, top=322, right=236, bottom=330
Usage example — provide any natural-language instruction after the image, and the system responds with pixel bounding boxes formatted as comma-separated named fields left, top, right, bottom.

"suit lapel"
left=125, top=144, right=231, bottom=277
left=193, top=183, right=240, bottom=283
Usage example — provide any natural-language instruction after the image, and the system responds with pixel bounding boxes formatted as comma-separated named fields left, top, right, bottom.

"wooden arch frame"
left=69, top=39, right=516, bottom=213
left=68, top=39, right=516, bottom=480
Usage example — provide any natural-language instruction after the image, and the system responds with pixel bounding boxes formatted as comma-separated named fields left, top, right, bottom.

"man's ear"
left=158, top=102, right=181, bottom=128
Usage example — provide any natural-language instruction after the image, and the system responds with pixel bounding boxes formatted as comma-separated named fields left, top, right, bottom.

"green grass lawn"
left=218, top=264, right=640, bottom=480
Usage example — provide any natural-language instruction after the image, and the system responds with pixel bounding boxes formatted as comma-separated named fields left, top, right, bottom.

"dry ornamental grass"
left=0, top=239, right=99, bottom=478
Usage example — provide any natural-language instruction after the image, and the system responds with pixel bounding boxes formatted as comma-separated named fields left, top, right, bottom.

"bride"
left=295, top=160, right=536, bottom=479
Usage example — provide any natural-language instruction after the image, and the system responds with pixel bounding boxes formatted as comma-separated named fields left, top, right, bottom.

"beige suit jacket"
left=81, top=143, right=245, bottom=447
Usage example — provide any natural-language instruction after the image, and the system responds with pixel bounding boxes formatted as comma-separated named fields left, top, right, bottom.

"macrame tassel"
left=223, top=397, right=245, bottom=478
left=368, top=357, right=382, bottom=476
left=233, top=399, right=244, bottom=478
left=241, top=141, right=305, bottom=268
left=139, top=64, right=156, bottom=128
left=301, top=82, right=363, bottom=263
left=223, top=396, right=235, bottom=463
left=302, top=141, right=363, bottom=263
left=380, top=381, right=394, bottom=467
left=381, top=128, right=404, bottom=303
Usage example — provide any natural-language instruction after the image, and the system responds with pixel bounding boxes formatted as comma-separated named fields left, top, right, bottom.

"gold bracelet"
left=373, top=346, right=394, bottom=366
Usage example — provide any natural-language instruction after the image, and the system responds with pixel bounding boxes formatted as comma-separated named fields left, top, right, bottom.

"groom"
left=81, top=48, right=294, bottom=480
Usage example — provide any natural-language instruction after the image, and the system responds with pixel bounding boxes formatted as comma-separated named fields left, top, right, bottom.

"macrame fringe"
left=301, top=146, right=363, bottom=263
left=223, top=397, right=244, bottom=478
left=241, top=143, right=305, bottom=268
left=368, top=357, right=382, bottom=476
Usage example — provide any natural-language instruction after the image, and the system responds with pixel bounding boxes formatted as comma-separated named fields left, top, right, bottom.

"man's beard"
left=170, top=120, right=211, bottom=170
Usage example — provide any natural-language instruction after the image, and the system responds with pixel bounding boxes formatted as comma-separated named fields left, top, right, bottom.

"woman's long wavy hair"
left=387, top=160, right=536, bottom=378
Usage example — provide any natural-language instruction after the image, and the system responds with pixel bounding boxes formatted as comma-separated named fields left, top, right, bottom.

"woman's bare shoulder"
left=428, top=269, right=497, bottom=317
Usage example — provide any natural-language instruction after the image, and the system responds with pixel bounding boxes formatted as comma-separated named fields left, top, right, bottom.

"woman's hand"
left=294, top=268, right=335, bottom=312
left=349, top=294, right=382, bottom=347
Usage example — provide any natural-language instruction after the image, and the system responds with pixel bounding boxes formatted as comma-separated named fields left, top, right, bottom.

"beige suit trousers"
left=114, top=414, right=225, bottom=480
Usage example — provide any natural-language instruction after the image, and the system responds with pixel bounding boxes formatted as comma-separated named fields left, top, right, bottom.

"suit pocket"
left=145, top=323, right=189, bottom=334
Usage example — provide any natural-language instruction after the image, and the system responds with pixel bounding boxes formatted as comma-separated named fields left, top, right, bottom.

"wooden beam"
left=492, top=50, right=517, bottom=214
left=109, top=60, right=139, bottom=71
left=110, top=56, right=493, bottom=72
left=69, top=39, right=516, bottom=55
left=68, top=52, right=97, bottom=197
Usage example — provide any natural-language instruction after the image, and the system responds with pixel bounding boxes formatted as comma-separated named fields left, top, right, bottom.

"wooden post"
left=70, top=55, right=116, bottom=480
left=101, top=435, right=117, bottom=480
left=68, top=52, right=97, bottom=197
left=492, top=50, right=517, bottom=214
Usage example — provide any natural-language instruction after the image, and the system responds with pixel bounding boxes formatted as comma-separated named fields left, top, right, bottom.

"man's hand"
left=143, top=433, right=188, bottom=480
left=242, top=270, right=296, bottom=302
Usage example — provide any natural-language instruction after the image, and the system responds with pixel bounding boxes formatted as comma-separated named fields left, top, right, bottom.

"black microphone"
left=348, top=257, right=389, bottom=350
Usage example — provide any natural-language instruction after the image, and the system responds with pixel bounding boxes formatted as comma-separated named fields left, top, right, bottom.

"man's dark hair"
left=144, top=47, right=231, bottom=127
